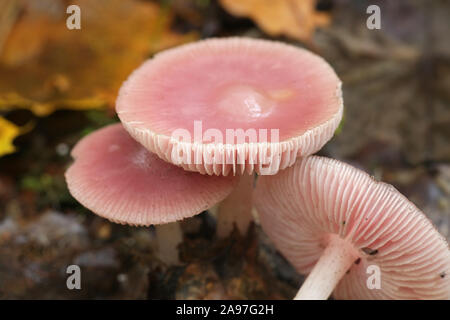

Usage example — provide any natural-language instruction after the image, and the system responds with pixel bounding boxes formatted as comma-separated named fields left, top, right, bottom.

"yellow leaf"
left=219, top=0, right=330, bottom=42
left=0, top=117, right=20, bottom=156
left=0, top=93, right=108, bottom=117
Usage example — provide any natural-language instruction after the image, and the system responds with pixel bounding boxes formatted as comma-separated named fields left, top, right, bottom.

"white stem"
left=216, top=174, right=254, bottom=238
left=294, top=236, right=358, bottom=300
left=155, top=222, right=183, bottom=265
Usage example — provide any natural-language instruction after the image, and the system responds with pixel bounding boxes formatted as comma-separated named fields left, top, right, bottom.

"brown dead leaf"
left=0, top=0, right=198, bottom=116
left=219, top=0, right=330, bottom=42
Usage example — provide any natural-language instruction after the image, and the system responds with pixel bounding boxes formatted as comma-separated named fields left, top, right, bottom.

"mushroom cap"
left=255, top=156, right=450, bottom=299
left=116, top=37, right=343, bottom=176
left=66, top=124, right=238, bottom=226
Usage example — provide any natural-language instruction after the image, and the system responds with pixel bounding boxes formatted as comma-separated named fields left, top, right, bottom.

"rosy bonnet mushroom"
left=66, top=123, right=238, bottom=264
left=255, top=156, right=450, bottom=299
left=116, top=37, right=343, bottom=237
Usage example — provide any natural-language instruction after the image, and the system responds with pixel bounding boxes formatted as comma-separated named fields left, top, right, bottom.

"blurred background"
left=0, top=0, right=449, bottom=299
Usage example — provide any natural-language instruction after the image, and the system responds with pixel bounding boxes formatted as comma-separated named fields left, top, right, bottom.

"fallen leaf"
left=0, top=0, right=198, bottom=116
left=0, top=92, right=107, bottom=117
left=219, top=0, right=330, bottom=42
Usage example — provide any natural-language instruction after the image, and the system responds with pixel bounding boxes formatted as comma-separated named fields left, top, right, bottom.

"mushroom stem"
left=216, top=174, right=254, bottom=238
left=155, top=222, right=183, bottom=265
left=294, top=235, right=358, bottom=300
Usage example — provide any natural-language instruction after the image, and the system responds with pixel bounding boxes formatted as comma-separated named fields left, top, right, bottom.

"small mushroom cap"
left=116, top=37, right=343, bottom=176
left=66, top=124, right=238, bottom=226
left=255, top=156, right=450, bottom=299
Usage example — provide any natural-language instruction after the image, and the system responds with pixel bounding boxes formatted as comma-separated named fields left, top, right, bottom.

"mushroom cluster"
left=67, top=37, right=342, bottom=248
left=65, top=37, right=450, bottom=299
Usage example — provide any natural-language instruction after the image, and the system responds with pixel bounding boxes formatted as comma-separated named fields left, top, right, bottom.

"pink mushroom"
left=66, top=123, right=238, bottom=264
left=116, top=37, right=343, bottom=237
left=255, top=156, right=450, bottom=299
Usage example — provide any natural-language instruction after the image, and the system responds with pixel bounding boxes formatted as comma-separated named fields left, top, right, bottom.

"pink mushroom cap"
left=66, top=124, right=238, bottom=226
left=255, top=156, right=450, bottom=299
left=116, top=38, right=343, bottom=176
